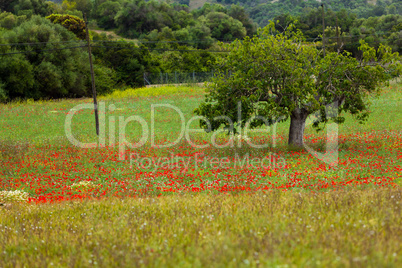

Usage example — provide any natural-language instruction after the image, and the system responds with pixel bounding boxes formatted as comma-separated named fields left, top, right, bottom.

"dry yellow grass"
left=0, top=189, right=401, bottom=267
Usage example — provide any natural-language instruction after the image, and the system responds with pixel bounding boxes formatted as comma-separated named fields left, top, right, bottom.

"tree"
left=0, top=11, right=27, bottom=29
left=205, top=11, right=246, bottom=40
left=0, top=16, right=87, bottom=99
left=228, top=4, right=256, bottom=36
left=46, top=13, right=86, bottom=40
left=0, top=54, right=34, bottom=99
left=195, top=23, right=401, bottom=147
left=0, top=0, right=16, bottom=12
left=114, top=0, right=148, bottom=37
left=8, top=0, right=51, bottom=17
left=91, top=39, right=158, bottom=87
left=67, top=0, right=92, bottom=17
left=0, top=16, right=116, bottom=101
left=94, top=0, right=121, bottom=29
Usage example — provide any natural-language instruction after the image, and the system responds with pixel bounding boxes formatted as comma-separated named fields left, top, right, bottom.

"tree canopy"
left=0, top=16, right=115, bottom=101
left=195, top=23, right=401, bottom=147
left=213, top=0, right=402, bottom=26
left=46, top=13, right=86, bottom=39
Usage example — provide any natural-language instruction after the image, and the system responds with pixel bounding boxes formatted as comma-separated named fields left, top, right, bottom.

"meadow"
left=0, top=80, right=401, bottom=266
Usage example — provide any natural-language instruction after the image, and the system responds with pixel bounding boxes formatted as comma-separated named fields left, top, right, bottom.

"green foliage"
left=0, top=54, right=34, bottom=99
left=91, top=37, right=158, bottom=87
left=0, top=0, right=16, bottom=12
left=91, top=64, right=117, bottom=95
left=46, top=13, right=86, bottom=40
left=34, top=61, right=65, bottom=97
left=195, top=23, right=401, bottom=146
left=272, top=9, right=402, bottom=56
left=138, top=24, right=217, bottom=73
left=351, top=14, right=402, bottom=54
left=142, top=19, right=214, bottom=50
left=67, top=0, right=92, bottom=17
left=292, top=8, right=357, bottom=40
left=205, top=11, right=246, bottom=40
left=149, top=46, right=217, bottom=73
left=0, top=16, right=116, bottom=101
left=214, top=0, right=402, bottom=27
left=191, top=2, right=227, bottom=17
left=186, top=21, right=214, bottom=49
left=94, top=0, right=121, bottom=29
left=3, top=0, right=52, bottom=17
left=0, top=11, right=27, bottom=29
left=228, top=4, right=256, bottom=37
left=94, top=0, right=255, bottom=45
left=1, top=0, right=400, bottom=102
left=114, top=0, right=183, bottom=38
left=0, top=81, right=7, bottom=102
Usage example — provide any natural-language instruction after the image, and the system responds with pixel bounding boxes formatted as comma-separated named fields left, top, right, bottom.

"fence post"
left=175, top=71, right=177, bottom=84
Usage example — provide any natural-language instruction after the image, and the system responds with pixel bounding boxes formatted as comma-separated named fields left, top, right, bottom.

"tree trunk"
left=288, top=110, right=308, bottom=147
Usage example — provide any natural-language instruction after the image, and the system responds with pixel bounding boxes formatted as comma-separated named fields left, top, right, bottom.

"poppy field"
left=0, top=82, right=401, bottom=266
left=0, top=83, right=401, bottom=203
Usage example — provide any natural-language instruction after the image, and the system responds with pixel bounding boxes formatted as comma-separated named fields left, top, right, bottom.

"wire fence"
left=143, top=72, right=215, bottom=86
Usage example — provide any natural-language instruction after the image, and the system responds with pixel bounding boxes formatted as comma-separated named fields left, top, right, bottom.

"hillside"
left=0, top=0, right=401, bottom=102
left=189, top=0, right=209, bottom=10
left=186, top=0, right=402, bottom=26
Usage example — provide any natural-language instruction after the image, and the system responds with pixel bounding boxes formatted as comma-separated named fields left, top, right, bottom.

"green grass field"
left=0, top=80, right=401, bottom=266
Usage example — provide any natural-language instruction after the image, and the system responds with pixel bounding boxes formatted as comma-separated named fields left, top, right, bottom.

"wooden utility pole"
left=321, top=4, right=325, bottom=57
left=84, top=14, right=99, bottom=136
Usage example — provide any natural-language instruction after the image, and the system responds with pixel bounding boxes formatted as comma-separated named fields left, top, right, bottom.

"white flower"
left=70, top=181, right=100, bottom=190
left=231, top=134, right=251, bottom=142
left=0, top=190, right=29, bottom=203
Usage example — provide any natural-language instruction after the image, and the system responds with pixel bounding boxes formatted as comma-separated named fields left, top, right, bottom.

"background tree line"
left=213, top=0, right=401, bottom=27
left=0, top=0, right=401, bottom=102
left=273, top=8, right=402, bottom=55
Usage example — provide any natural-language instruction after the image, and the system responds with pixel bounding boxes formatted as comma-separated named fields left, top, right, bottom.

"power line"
left=0, top=44, right=227, bottom=56
left=0, top=40, right=85, bottom=47
left=0, top=29, right=397, bottom=48
left=90, top=45, right=229, bottom=53
left=0, top=25, right=398, bottom=48
left=0, top=33, right=387, bottom=53
left=0, top=45, right=87, bottom=56
left=93, top=39, right=213, bottom=44
left=92, top=31, right=397, bottom=45
left=304, top=33, right=393, bottom=41
left=92, top=37, right=241, bottom=44
left=0, top=34, right=396, bottom=57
